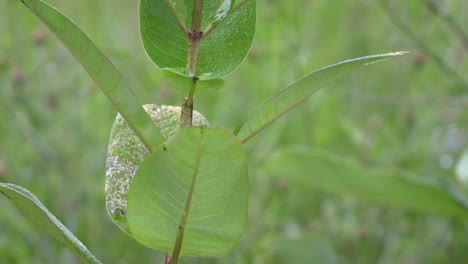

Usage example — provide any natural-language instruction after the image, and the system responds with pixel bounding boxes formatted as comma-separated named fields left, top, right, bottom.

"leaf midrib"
left=171, top=127, right=206, bottom=260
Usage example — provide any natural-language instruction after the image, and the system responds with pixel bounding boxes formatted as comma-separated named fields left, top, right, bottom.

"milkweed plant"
left=2, top=0, right=466, bottom=264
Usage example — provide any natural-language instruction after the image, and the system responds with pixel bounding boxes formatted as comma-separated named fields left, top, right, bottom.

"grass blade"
left=264, top=147, right=468, bottom=217
left=234, top=52, right=409, bottom=143
left=18, top=0, right=163, bottom=151
left=0, top=183, right=102, bottom=264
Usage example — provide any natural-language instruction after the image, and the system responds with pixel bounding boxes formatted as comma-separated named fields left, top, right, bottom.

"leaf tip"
left=388, top=51, right=410, bottom=56
left=361, top=51, right=410, bottom=66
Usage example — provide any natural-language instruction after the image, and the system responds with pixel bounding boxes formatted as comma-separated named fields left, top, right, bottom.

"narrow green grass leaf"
left=18, top=0, right=163, bottom=152
left=234, top=52, right=409, bottom=143
left=127, top=127, right=248, bottom=257
left=0, top=183, right=102, bottom=264
left=264, top=147, right=468, bottom=217
left=140, top=0, right=256, bottom=76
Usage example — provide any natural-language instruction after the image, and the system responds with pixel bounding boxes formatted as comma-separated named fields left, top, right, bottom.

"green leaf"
left=140, top=0, right=256, bottom=76
left=234, top=52, right=409, bottom=143
left=127, top=127, right=248, bottom=257
left=105, top=105, right=209, bottom=235
left=162, top=68, right=225, bottom=95
left=0, top=183, right=102, bottom=264
left=18, top=0, right=163, bottom=152
left=264, top=147, right=468, bottom=217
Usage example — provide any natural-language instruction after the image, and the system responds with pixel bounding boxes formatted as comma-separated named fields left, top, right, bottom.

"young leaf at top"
left=0, top=183, right=102, bottom=264
left=264, top=147, right=468, bottom=217
left=162, top=68, right=225, bottom=95
left=18, top=0, right=163, bottom=152
left=126, top=127, right=248, bottom=259
left=140, top=0, right=256, bottom=77
left=234, top=52, right=409, bottom=143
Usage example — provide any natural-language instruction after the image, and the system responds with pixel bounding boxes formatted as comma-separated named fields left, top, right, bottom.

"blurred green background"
left=1, top=0, right=468, bottom=263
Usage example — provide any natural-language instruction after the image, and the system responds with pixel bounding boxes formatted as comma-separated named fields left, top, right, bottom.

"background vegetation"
left=1, top=0, right=467, bottom=263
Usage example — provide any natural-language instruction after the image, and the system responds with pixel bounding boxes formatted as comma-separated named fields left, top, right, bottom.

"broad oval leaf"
left=140, top=0, right=256, bottom=77
left=106, top=105, right=208, bottom=235
left=234, top=52, right=409, bottom=143
left=127, top=127, right=248, bottom=257
left=0, top=183, right=102, bottom=264
left=18, top=0, right=162, bottom=151
left=264, top=147, right=468, bottom=217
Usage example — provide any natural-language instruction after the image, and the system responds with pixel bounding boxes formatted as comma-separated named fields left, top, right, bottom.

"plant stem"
left=174, top=2, right=205, bottom=259
left=179, top=0, right=204, bottom=128
left=179, top=94, right=194, bottom=128
left=165, top=252, right=172, bottom=264
left=187, top=0, right=203, bottom=74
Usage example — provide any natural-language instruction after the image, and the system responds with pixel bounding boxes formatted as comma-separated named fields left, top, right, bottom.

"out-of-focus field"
left=1, top=0, right=467, bottom=263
